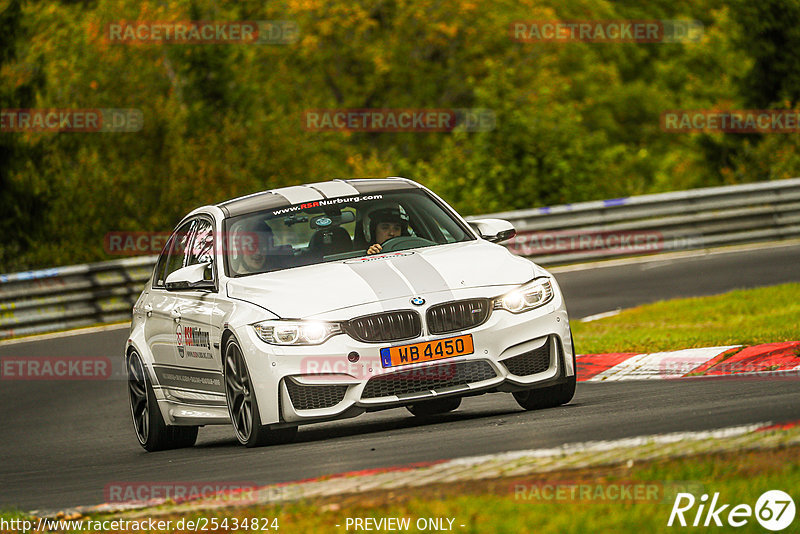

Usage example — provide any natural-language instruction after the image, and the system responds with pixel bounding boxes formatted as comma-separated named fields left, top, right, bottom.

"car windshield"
left=224, top=189, right=474, bottom=276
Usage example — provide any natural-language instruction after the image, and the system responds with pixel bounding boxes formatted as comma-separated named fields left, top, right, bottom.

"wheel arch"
left=220, top=323, right=282, bottom=427
left=221, top=327, right=236, bottom=352
left=125, top=336, right=176, bottom=426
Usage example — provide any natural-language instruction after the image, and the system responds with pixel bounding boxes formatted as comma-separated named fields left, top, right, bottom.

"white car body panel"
left=226, top=240, right=541, bottom=318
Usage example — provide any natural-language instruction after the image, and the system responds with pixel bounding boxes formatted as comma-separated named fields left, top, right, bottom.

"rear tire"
left=513, top=331, right=577, bottom=411
left=127, top=350, right=198, bottom=451
left=406, top=396, right=461, bottom=416
left=224, top=336, right=297, bottom=447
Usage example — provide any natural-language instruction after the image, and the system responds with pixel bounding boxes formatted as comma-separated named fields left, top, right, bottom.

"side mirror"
left=469, top=219, right=517, bottom=244
left=165, top=262, right=215, bottom=291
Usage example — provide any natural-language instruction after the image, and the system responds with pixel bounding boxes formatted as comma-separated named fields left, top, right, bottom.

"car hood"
left=226, top=240, right=545, bottom=318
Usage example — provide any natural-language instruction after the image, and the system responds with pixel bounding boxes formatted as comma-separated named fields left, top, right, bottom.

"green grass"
left=259, top=448, right=800, bottom=533
left=5, top=447, right=797, bottom=533
left=570, top=283, right=800, bottom=354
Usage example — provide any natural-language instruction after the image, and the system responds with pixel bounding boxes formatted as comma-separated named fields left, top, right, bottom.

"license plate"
left=380, top=334, right=474, bottom=368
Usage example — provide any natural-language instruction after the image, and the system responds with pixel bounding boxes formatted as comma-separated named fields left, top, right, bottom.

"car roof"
left=216, top=177, right=421, bottom=217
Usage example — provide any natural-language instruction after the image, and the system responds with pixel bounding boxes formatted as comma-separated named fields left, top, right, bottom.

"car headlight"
left=252, top=320, right=343, bottom=345
left=493, top=277, right=554, bottom=313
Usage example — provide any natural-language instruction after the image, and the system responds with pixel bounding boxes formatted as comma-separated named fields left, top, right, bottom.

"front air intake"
left=285, top=379, right=348, bottom=410
left=502, top=338, right=552, bottom=376
left=361, top=360, right=497, bottom=399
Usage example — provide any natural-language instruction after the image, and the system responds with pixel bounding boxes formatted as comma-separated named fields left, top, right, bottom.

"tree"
left=0, top=0, right=49, bottom=271
left=730, top=0, right=800, bottom=108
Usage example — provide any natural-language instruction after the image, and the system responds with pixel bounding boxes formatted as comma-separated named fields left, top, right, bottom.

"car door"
left=144, top=218, right=197, bottom=371
left=175, top=217, right=223, bottom=367
left=142, top=217, right=219, bottom=402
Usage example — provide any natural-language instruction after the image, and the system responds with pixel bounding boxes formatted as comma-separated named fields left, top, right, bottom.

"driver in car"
left=366, top=206, right=410, bottom=255
left=237, top=219, right=276, bottom=273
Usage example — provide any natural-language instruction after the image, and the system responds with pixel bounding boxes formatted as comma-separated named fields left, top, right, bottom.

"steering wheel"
left=378, top=235, right=436, bottom=252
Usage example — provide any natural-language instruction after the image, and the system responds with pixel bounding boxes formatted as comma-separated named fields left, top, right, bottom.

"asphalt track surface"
left=2, top=244, right=799, bottom=512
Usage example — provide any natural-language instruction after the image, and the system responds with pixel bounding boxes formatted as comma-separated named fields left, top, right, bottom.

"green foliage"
left=728, top=0, right=800, bottom=108
left=0, top=0, right=50, bottom=269
left=0, top=0, right=795, bottom=270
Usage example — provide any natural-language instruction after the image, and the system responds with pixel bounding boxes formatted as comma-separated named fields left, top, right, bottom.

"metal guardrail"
left=0, top=256, right=156, bottom=339
left=468, top=177, right=800, bottom=264
left=2, top=179, right=799, bottom=339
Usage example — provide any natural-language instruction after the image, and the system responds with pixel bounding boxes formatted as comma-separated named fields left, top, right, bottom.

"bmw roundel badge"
left=411, top=296, right=425, bottom=306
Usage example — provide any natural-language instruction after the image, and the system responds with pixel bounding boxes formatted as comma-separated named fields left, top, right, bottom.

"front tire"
left=512, top=378, right=576, bottom=410
left=513, top=332, right=577, bottom=411
left=223, top=337, right=297, bottom=447
left=127, top=350, right=198, bottom=451
left=406, top=396, right=461, bottom=416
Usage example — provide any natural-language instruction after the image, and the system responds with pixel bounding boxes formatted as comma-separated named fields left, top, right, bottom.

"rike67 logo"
left=668, top=490, right=795, bottom=531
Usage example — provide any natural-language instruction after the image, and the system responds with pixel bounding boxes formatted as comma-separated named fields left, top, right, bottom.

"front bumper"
left=240, top=293, right=573, bottom=427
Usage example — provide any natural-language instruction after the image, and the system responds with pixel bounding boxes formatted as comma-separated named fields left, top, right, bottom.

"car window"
left=153, top=219, right=197, bottom=288
left=186, top=218, right=215, bottom=282
left=411, top=202, right=464, bottom=244
left=152, top=236, right=173, bottom=288
left=224, top=189, right=473, bottom=277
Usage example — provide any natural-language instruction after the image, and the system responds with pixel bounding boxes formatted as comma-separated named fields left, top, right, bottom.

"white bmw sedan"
left=126, top=177, right=576, bottom=450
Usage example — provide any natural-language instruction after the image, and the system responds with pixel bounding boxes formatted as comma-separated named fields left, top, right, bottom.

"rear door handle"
left=143, top=304, right=153, bottom=317
left=171, top=308, right=182, bottom=322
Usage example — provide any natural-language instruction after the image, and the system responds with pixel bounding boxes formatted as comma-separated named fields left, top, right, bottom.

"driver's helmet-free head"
left=231, top=218, right=274, bottom=272
left=363, top=203, right=410, bottom=244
